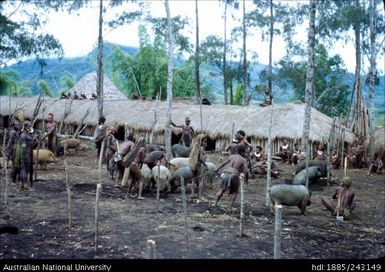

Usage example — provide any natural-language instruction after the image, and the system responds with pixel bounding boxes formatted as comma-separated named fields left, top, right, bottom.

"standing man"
left=171, top=117, right=194, bottom=147
left=214, top=144, right=249, bottom=209
left=105, top=125, right=117, bottom=172
left=114, top=135, right=135, bottom=189
left=6, top=120, right=21, bottom=183
left=19, top=119, right=34, bottom=190
left=189, top=134, right=207, bottom=197
left=127, top=146, right=146, bottom=200
left=94, top=116, right=107, bottom=161
left=42, top=112, right=57, bottom=155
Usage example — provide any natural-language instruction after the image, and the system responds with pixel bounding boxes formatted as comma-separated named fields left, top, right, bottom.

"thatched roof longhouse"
left=68, top=72, right=128, bottom=101
left=0, top=96, right=355, bottom=149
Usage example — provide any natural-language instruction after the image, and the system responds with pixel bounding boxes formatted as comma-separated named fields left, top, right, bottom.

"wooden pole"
left=124, top=123, right=128, bottom=141
left=198, top=166, right=205, bottom=200
left=274, top=204, right=282, bottom=259
left=340, top=127, right=345, bottom=180
left=3, top=129, right=8, bottom=205
left=34, top=138, right=40, bottom=181
left=98, top=139, right=105, bottom=185
left=146, top=239, right=156, bottom=259
left=64, top=160, right=72, bottom=229
left=156, top=162, right=161, bottom=212
left=180, top=173, right=191, bottom=258
left=94, top=183, right=101, bottom=253
left=239, top=173, right=245, bottom=238
left=344, top=157, right=348, bottom=179
left=265, top=102, right=274, bottom=206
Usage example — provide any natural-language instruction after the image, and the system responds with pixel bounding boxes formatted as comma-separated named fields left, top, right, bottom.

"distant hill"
left=1, top=42, right=384, bottom=121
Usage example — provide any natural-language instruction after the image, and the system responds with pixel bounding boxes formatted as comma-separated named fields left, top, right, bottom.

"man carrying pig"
left=19, top=120, right=34, bottom=190
left=94, top=116, right=107, bottom=161
left=114, top=135, right=135, bottom=189
left=42, top=112, right=57, bottom=155
left=214, top=144, right=249, bottom=209
left=6, top=120, right=21, bottom=183
left=320, top=176, right=356, bottom=220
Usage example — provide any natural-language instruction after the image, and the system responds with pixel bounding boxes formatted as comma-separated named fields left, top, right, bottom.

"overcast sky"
left=11, top=1, right=385, bottom=74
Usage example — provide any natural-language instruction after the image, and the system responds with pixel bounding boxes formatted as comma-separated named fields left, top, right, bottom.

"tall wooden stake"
left=95, top=183, right=101, bottom=253
left=156, top=162, right=161, bottom=212
left=266, top=102, right=274, bottom=206
left=180, top=173, right=191, bottom=258
left=339, top=127, right=345, bottom=180
left=98, top=140, right=105, bottom=185
left=146, top=239, right=156, bottom=259
left=3, top=129, right=8, bottom=205
left=239, top=173, right=245, bottom=237
left=274, top=204, right=282, bottom=259
left=64, top=160, right=72, bottom=229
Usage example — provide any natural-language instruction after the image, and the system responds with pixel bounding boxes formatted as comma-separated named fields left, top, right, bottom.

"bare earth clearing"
left=0, top=141, right=384, bottom=262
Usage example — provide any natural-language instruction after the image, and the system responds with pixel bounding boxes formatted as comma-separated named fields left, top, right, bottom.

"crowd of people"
left=3, top=112, right=382, bottom=221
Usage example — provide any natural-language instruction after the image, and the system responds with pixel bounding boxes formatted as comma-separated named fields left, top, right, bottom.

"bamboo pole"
left=344, top=157, right=348, bottom=179
left=34, top=138, right=40, bottom=181
left=146, top=239, right=156, bottom=259
left=198, top=165, right=205, bottom=200
left=179, top=173, right=191, bottom=258
left=274, top=204, right=282, bottom=259
left=98, top=139, right=105, bottom=185
left=3, top=129, right=8, bottom=205
left=64, top=160, right=72, bottom=229
left=156, top=162, right=161, bottom=212
left=124, top=123, right=128, bottom=141
left=265, top=102, right=274, bottom=206
left=239, top=173, right=245, bottom=238
left=94, top=183, right=101, bottom=253
left=340, top=127, right=345, bottom=180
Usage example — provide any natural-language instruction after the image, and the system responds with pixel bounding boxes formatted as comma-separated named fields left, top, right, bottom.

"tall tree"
left=165, top=0, right=174, bottom=160
left=195, top=0, right=203, bottom=130
left=96, top=0, right=104, bottom=119
left=223, top=0, right=229, bottom=105
left=302, top=0, right=316, bottom=156
left=368, top=0, right=377, bottom=159
left=242, top=0, right=248, bottom=106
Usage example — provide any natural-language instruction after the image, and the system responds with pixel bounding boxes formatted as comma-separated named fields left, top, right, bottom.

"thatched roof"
left=375, top=127, right=385, bottom=150
left=0, top=96, right=355, bottom=143
left=68, top=72, right=128, bottom=101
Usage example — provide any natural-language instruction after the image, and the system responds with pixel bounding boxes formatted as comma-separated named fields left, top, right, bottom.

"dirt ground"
left=0, top=141, right=384, bottom=260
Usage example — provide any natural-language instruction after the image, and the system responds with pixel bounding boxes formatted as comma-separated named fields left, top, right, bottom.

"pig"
left=60, top=138, right=81, bottom=155
left=169, top=157, right=190, bottom=174
left=269, top=184, right=312, bottom=214
left=169, top=166, right=194, bottom=192
left=171, top=144, right=191, bottom=158
left=292, top=166, right=322, bottom=185
left=295, top=160, right=328, bottom=176
left=33, top=149, right=57, bottom=167
left=141, top=164, right=153, bottom=191
left=151, top=165, right=171, bottom=192
left=204, top=162, right=217, bottom=189
left=146, top=144, right=165, bottom=153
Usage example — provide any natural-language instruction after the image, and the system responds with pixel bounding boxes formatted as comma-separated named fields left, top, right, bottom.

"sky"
left=8, top=1, right=385, bottom=74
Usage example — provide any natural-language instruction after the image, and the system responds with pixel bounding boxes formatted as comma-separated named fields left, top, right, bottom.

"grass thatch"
left=68, top=72, right=128, bottom=101
left=0, top=96, right=355, bottom=143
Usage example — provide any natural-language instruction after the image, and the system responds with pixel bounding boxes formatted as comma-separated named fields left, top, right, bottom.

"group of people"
left=60, top=91, right=95, bottom=100
left=5, top=112, right=57, bottom=190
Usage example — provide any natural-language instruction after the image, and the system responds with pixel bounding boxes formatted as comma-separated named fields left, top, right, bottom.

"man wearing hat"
left=171, top=117, right=194, bottom=147
left=320, top=176, right=356, bottom=220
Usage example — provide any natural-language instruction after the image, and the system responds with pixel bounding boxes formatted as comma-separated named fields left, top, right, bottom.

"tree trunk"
left=96, top=0, right=104, bottom=119
left=165, top=0, right=174, bottom=161
left=223, top=2, right=228, bottom=105
left=242, top=0, right=248, bottom=106
left=268, top=0, right=274, bottom=97
left=195, top=0, right=203, bottom=131
left=368, top=0, right=377, bottom=159
left=302, top=0, right=316, bottom=154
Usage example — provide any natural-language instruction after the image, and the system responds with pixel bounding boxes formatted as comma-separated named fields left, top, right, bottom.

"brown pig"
left=60, top=138, right=81, bottom=155
left=33, top=149, right=57, bottom=167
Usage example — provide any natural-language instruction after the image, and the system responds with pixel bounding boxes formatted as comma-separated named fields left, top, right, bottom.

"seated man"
left=250, top=146, right=279, bottom=178
left=314, top=145, right=327, bottom=161
left=347, top=138, right=364, bottom=168
left=276, top=138, right=291, bottom=164
left=291, top=143, right=301, bottom=165
left=331, top=149, right=340, bottom=169
left=320, top=176, right=356, bottom=220
left=367, top=152, right=383, bottom=175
